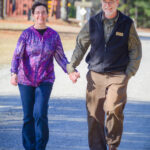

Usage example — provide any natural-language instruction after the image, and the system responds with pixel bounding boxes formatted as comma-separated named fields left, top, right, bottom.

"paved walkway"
left=0, top=96, right=150, bottom=150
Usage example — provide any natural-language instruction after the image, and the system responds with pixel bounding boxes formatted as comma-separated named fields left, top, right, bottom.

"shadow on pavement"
left=0, top=95, right=150, bottom=150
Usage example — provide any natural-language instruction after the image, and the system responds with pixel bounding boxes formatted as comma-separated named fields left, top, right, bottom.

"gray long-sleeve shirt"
left=67, top=13, right=142, bottom=79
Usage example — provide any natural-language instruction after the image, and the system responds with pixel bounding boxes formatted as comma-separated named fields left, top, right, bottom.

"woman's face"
left=33, top=5, right=48, bottom=27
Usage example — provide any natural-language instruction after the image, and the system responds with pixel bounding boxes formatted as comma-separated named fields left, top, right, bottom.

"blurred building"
left=6, top=0, right=33, bottom=17
left=2, top=0, right=61, bottom=19
left=1, top=0, right=100, bottom=20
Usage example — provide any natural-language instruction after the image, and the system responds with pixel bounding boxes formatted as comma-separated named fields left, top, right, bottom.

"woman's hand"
left=11, top=74, right=18, bottom=86
left=69, top=72, right=80, bottom=83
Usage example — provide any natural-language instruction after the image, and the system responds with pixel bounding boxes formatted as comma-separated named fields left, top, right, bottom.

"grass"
left=0, top=30, right=77, bottom=66
left=0, top=30, right=20, bottom=66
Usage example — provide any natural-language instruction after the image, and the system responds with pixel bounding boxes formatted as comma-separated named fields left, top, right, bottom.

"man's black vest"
left=86, top=11, right=133, bottom=73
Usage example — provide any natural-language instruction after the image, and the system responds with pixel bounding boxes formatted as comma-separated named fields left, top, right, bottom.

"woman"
left=10, top=2, right=70, bottom=150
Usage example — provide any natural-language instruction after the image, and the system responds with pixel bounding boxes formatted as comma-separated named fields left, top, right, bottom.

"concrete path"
left=0, top=96, right=150, bottom=150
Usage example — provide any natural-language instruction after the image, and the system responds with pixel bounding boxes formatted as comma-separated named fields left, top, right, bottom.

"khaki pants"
left=86, top=71, right=128, bottom=150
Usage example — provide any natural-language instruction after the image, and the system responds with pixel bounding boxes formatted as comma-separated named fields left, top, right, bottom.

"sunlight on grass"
left=0, top=31, right=20, bottom=66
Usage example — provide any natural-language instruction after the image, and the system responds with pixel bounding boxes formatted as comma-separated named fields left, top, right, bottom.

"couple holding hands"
left=10, top=0, right=142, bottom=150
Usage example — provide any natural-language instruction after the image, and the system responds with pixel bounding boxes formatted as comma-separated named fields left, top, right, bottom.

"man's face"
left=101, top=0, right=119, bottom=18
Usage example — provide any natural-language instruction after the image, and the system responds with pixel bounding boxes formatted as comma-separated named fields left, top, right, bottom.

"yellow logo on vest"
left=116, top=32, right=124, bottom=36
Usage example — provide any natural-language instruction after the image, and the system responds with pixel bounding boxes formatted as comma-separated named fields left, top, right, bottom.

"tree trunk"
left=0, top=0, right=4, bottom=19
left=61, top=0, right=68, bottom=21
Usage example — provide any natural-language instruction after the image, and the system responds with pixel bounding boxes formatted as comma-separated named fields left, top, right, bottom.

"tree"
left=61, top=0, right=69, bottom=21
left=119, top=0, right=150, bottom=28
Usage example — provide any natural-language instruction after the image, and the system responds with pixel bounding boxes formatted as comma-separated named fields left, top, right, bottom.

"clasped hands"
left=69, top=72, right=80, bottom=83
left=11, top=72, right=80, bottom=86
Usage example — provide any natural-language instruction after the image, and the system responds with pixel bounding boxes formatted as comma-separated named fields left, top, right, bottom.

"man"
left=67, top=0, right=142, bottom=150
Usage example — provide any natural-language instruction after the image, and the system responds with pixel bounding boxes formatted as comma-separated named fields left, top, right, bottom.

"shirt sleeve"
left=67, top=21, right=91, bottom=74
left=11, top=31, right=26, bottom=74
left=126, top=23, right=142, bottom=78
left=54, top=34, right=69, bottom=73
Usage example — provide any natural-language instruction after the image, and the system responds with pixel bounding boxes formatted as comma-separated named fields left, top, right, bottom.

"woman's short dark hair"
left=32, top=2, right=48, bottom=14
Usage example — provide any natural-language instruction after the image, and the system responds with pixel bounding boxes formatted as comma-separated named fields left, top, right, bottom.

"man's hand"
left=10, top=74, right=18, bottom=86
left=69, top=72, right=80, bottom=83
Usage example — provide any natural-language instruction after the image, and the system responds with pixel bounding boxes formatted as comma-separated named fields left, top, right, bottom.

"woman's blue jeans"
left=18, top=82, right=53, bottom=150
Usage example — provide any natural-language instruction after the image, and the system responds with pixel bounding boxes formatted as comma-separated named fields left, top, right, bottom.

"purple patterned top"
left=11, top=26, right=69, bottom=87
